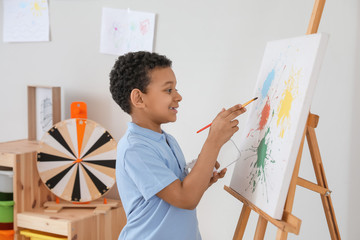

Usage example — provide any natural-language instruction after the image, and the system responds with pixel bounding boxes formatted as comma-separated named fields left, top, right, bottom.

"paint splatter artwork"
left=100, top=8, right=155, bottom=56
left=230, top=33, right=329, bottom=219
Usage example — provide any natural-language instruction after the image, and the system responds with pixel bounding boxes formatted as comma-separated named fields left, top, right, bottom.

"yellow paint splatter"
left=276, top=68, right=301, bottom=138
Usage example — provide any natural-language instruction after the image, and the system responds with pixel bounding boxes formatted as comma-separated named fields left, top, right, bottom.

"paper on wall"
left=100, top=8, right=155, bottom=56
left=3, top=0, right=50, bottom=42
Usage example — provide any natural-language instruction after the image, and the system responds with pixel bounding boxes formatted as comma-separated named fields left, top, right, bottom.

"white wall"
left=0, top=0, right=358, bottom=239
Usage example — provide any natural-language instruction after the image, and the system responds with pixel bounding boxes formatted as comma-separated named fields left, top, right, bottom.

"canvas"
left=229, top=33, right=329, bottom=219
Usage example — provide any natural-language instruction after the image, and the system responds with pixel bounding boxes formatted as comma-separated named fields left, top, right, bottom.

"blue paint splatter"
left=261, top=69, right=275, bottom=99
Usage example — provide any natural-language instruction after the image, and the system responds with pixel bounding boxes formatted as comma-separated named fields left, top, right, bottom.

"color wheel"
left=37, top=118, right=116, bottom=202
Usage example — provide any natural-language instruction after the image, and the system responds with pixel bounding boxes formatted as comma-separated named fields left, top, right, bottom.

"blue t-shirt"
left=116, top=122, right=201, bottom=240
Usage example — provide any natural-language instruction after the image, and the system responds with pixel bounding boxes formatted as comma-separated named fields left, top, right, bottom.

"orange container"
left=0, top=229, right=15, bottom=240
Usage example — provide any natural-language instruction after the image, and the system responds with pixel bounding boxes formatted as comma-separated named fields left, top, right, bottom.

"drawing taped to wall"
left=3, top=0, right=49, bottom=42
left=230, top=33, right=329, bottom=219
left=100, top=8, right=155, bottom=56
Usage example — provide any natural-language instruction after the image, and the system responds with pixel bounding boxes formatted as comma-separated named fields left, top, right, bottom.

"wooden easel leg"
left=306, top=0, right=326, bottom=34
left=276, top=229, right=287, bottom=240
left=276, top=128, right=307, bottom=239
left=233, top=205, right=251, bottom=240
left=254, top=216, right=268, bottom=240
left=306, top=125, right=341, bottom=240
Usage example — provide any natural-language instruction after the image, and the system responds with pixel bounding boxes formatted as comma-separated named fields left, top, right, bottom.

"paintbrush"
left=196, top=97, right=258, bottom=134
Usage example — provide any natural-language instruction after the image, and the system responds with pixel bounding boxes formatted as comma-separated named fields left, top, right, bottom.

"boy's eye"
left=165, top=88, right=178, bottom=94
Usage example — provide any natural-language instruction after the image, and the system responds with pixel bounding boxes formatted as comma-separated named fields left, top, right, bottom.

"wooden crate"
left=0, top=139, right=126, bottom=240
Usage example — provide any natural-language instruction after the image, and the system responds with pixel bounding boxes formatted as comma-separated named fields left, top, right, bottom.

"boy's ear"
left=130, top=89, right=145, bottom=109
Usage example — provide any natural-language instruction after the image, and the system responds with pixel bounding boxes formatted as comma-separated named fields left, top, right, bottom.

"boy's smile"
left=131, top=67, right=182, bottom=133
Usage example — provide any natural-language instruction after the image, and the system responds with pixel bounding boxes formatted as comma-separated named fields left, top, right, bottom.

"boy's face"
left=141, top=67, right=182, bottom=125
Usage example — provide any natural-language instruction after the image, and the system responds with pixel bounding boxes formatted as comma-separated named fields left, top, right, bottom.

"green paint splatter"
left=246, top=128, right=273, bottom=202
left=256, top=128, right=270, bottom=170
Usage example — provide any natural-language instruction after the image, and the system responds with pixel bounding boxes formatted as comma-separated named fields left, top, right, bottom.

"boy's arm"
left=156, top=104, right=246, bottom=210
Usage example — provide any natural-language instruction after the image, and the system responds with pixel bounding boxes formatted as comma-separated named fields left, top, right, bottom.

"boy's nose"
left=175, top=91, right=182, bottom=102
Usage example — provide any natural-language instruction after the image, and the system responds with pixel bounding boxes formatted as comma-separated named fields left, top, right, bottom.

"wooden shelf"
left=17, top=206, right=125, bottom=239
left=0, top=139, right=126, bottom=240
left=0, top=139, right=39, bottom=168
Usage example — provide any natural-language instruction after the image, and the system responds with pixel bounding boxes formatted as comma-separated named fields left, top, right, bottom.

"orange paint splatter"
left=247, top=98, right=271, bottom=138
left=259, top=98, right=271, bottom=131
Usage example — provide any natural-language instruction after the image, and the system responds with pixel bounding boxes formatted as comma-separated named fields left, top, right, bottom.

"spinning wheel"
left=37, top=118, right=116, bottom=202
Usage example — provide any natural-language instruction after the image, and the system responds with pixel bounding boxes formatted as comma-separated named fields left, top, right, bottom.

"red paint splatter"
left=259, top=98, right=270, bottom=131
left=247, top=129, right=255, bottom=138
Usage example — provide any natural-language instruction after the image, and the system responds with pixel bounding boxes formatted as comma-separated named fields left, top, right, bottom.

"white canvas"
left=229, top=33, right=329, bottom=219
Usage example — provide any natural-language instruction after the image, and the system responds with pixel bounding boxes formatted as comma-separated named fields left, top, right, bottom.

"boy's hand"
left=208, top=104, right=246, bottom=148
left=208, top=161, right=227, bottom=188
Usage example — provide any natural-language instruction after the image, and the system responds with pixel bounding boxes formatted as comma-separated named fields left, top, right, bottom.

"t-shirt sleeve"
left=124, top=145, right=178, bottom=201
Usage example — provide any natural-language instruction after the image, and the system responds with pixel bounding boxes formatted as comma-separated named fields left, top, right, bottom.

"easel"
left=224, top=0, right=341, bottom=239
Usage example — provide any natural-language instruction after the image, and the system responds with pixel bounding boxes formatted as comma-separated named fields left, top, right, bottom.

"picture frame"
left=27, top=86, right=61, bottom=141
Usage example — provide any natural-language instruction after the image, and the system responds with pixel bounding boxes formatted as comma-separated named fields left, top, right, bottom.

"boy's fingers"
left=215, top=161, right=220, bottom=169
left=228, top=104, right=243, bottom=112
left=230, top=119, right=239, bottom=127
left=212, top=175, right=219, bottom=183
left=219, top=168, right=227, bottom=178
left=216, top=107, right=227, bottom=117
left=220, top=104, right=242, bottom=118
left=217, top=104, right=246, bottom=123
left=225, top=107, right=246, bottom=121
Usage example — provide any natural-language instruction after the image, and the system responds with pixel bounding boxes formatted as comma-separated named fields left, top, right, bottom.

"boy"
left=109, top=51, right=246, bottom=240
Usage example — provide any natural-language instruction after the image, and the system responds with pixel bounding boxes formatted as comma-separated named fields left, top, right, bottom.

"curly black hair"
left=109, top=51, right=172, bottom=114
